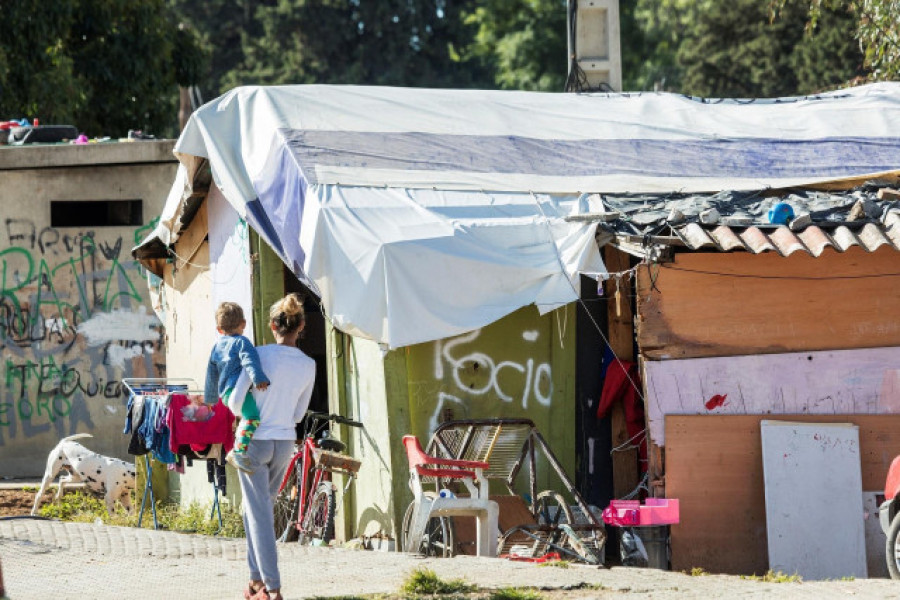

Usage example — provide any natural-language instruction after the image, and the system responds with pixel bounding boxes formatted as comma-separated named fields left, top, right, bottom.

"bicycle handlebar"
left=306, top=411, right=363, bottom=428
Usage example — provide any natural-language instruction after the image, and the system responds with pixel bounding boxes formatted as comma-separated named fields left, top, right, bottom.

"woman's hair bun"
left=270, top=293, right=305, bottom=334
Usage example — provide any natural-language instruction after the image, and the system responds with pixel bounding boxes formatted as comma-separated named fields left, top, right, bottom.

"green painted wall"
left=330, top=329, right=411, bottom=541
left=400, top=304, right=577, bottom=500
left=251, top=230, right=283, bottom=346
left=339, top=303, right=579, bottom=542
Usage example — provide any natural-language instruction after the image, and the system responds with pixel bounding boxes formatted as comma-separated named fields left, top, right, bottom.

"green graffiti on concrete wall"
left=0, top=218, right=165, bottom=444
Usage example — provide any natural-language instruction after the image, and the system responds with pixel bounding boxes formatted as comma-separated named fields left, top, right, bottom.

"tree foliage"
left=0, top=1, right=82, bottom=124
left=0, top=0, right=204, bottom=138
left=3, top=0, right=884, bottom=136
left=461, top=0, right=568, bottom=91
left=217, top=0, right=490, bottom=90
left=169, top=0, right=567, bottom=95
left=775, top=0, right=900, bottom=81
left=627, top=0, right=865, bottom=96
left=166, top=0, right=258, bottom=100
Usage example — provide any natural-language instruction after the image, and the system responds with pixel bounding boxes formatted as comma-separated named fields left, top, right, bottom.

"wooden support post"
left=603, top=246, right=640, bottom=499
left=635, top=264, right=665, bottom=497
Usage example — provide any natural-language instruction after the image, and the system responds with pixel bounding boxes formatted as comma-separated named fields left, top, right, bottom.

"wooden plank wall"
left=635, top=247, right=900, bottom=360
left=666, top=414, right=900, bottom=574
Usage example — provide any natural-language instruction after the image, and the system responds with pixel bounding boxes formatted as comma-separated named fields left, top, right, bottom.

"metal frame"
left=122, top=378, right=224, bottom=532
left=426, top=418, right=606, bottom=563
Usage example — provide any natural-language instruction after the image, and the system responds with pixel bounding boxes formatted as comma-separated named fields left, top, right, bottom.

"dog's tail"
left=61, top=433, right=93, bottom=443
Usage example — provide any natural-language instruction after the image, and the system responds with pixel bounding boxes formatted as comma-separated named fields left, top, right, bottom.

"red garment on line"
left=596, top=360, right=647, bottom=468
left=167, top=394, right=235, bottom=453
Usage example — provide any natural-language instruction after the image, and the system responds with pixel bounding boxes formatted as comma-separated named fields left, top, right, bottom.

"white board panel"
left=761, top=420, right=867, bottom=580
left=208, top=183, right=255, bottom=343
left=645, top=346, right=900, bottom=445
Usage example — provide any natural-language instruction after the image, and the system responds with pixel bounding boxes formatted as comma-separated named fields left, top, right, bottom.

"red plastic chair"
left=402, top=434, right=489, bottom=483
left=401, top=434, right=498, bottom=557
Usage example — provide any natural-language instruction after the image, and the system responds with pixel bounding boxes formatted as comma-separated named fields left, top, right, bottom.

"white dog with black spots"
left=31, top=433, right=136, bottom=516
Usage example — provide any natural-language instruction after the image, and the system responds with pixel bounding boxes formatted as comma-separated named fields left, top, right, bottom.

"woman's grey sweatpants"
left=237, top=439, right=295, bottom=592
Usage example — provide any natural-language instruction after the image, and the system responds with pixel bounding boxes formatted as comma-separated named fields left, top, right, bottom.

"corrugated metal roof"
left=673, top=210, right=900, bottom=256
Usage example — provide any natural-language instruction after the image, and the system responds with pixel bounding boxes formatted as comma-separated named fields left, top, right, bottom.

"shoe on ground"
left=227, top=450, right=255, bottom=474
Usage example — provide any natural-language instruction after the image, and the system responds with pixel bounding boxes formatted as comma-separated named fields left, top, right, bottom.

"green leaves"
left=213, top=0, right=490, bottom=91
left=635, top=0, right=867, bottom=97
left=461, top=0, right=567, bottom=92
left=0, top=0, right=207, bottom=138
left=774, top=0, right=897, bottom=83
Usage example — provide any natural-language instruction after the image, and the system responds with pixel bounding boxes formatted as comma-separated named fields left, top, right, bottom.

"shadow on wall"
left=356, top=504, right=395, bottom=542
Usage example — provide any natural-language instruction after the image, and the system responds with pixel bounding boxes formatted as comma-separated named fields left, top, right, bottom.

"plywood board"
left=645, top=347, right=900, bottom=445
left=666, top=414, right=900, bottom=575
left=760, top=421, right=866, bottom=580
left=636, top=247, right=900, bottom=360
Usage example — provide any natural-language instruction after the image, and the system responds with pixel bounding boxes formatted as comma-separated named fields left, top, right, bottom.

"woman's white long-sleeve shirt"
left=229, top=344, right=316, bottom=440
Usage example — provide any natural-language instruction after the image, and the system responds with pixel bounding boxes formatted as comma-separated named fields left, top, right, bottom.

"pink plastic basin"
left=601, top=498, right=680, bottom=526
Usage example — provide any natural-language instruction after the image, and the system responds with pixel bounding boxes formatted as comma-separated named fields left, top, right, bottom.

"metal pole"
left=566, top=0, right=575, bottom=81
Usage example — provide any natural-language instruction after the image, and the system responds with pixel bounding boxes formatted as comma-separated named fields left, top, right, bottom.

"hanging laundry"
left=167, top=394, right=235, bottom=454
left=596, top=359, right=647, bottom=469
left=138, top=396, right=176, bottom=464
left=124, top=392, right=153, bottom=456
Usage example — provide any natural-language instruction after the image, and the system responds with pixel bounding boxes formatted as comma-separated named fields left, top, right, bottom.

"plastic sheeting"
left=140, top=83, right=900, bottom=347
left=299, top=186, right=602, bottom=346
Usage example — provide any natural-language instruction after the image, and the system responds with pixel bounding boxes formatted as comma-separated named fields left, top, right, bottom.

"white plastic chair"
left=402, top=434, right=499, bottom=557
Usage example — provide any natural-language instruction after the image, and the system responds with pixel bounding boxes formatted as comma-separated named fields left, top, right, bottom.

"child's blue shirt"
left=204, top=334, right=269, bottom=405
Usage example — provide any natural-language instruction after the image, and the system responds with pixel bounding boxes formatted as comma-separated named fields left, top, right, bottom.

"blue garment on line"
left=137, top=396, right=175, bottom=464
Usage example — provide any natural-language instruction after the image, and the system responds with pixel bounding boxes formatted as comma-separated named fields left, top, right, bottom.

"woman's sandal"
left=243, top=582, right=266, bottom=600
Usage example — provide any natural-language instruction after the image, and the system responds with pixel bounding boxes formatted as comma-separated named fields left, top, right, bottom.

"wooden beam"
left=603, top=246, right=640, bottom=499
left=877, top=188, right=900, bottom=201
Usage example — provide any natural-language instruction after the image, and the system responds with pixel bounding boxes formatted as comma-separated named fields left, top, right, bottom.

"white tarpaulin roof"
left=138, top=83, right=900, bottom=348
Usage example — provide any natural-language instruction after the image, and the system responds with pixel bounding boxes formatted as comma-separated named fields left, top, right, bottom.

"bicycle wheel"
left=533, top=490, right=574, bottom=526
left=274, top=463, right=300, bottom=542
left=400, top=494, right=455, bottom=557
left=300, top=482, right=336, bottom=544
left=498, top=525, right=554, bottom=559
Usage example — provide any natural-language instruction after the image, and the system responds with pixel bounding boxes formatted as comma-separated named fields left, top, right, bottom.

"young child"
left=205, top=302, right=270, bottom=474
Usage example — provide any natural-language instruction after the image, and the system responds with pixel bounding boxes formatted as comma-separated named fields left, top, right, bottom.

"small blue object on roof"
left=768, top=202, right=795, bottom=225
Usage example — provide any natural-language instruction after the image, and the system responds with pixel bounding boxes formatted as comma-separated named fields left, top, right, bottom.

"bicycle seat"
left=319, top=437, right=345, bottom=453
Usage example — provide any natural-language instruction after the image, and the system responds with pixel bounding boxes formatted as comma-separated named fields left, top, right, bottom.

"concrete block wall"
left=0, top=141, right=176, bottom=476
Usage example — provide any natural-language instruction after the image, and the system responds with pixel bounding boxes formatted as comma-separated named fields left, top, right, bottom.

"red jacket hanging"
left=596, top=359, right=646, bottom=467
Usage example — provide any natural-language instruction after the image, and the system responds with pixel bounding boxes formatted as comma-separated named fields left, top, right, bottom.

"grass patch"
left=309, top=582, right=545, bottom=600
left=689, top=567, right=709, bottom=577
left=740, top=570, right=802, bottom=583
left=38, top=490, right=119, bottom=522
left=38, top=490, right=244, bottom=537
left=536, top=560, right=570, bottom=569
left=400, top=568, right=475, bottom=595
left=487, top=588, right=544, bottom=600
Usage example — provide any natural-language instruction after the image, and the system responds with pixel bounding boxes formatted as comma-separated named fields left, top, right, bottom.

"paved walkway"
left=3, top=518, right=900, bottom=599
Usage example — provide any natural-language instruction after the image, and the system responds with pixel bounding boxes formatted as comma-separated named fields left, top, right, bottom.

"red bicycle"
left=274, top=411, right=363, bottom=544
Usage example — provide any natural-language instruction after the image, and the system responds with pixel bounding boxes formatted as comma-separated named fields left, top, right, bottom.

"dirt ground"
left=0, top=488, right=47, bottom=516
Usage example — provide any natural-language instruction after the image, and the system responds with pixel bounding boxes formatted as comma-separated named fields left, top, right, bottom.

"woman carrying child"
left=228, top=294, right=316, bottom=600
